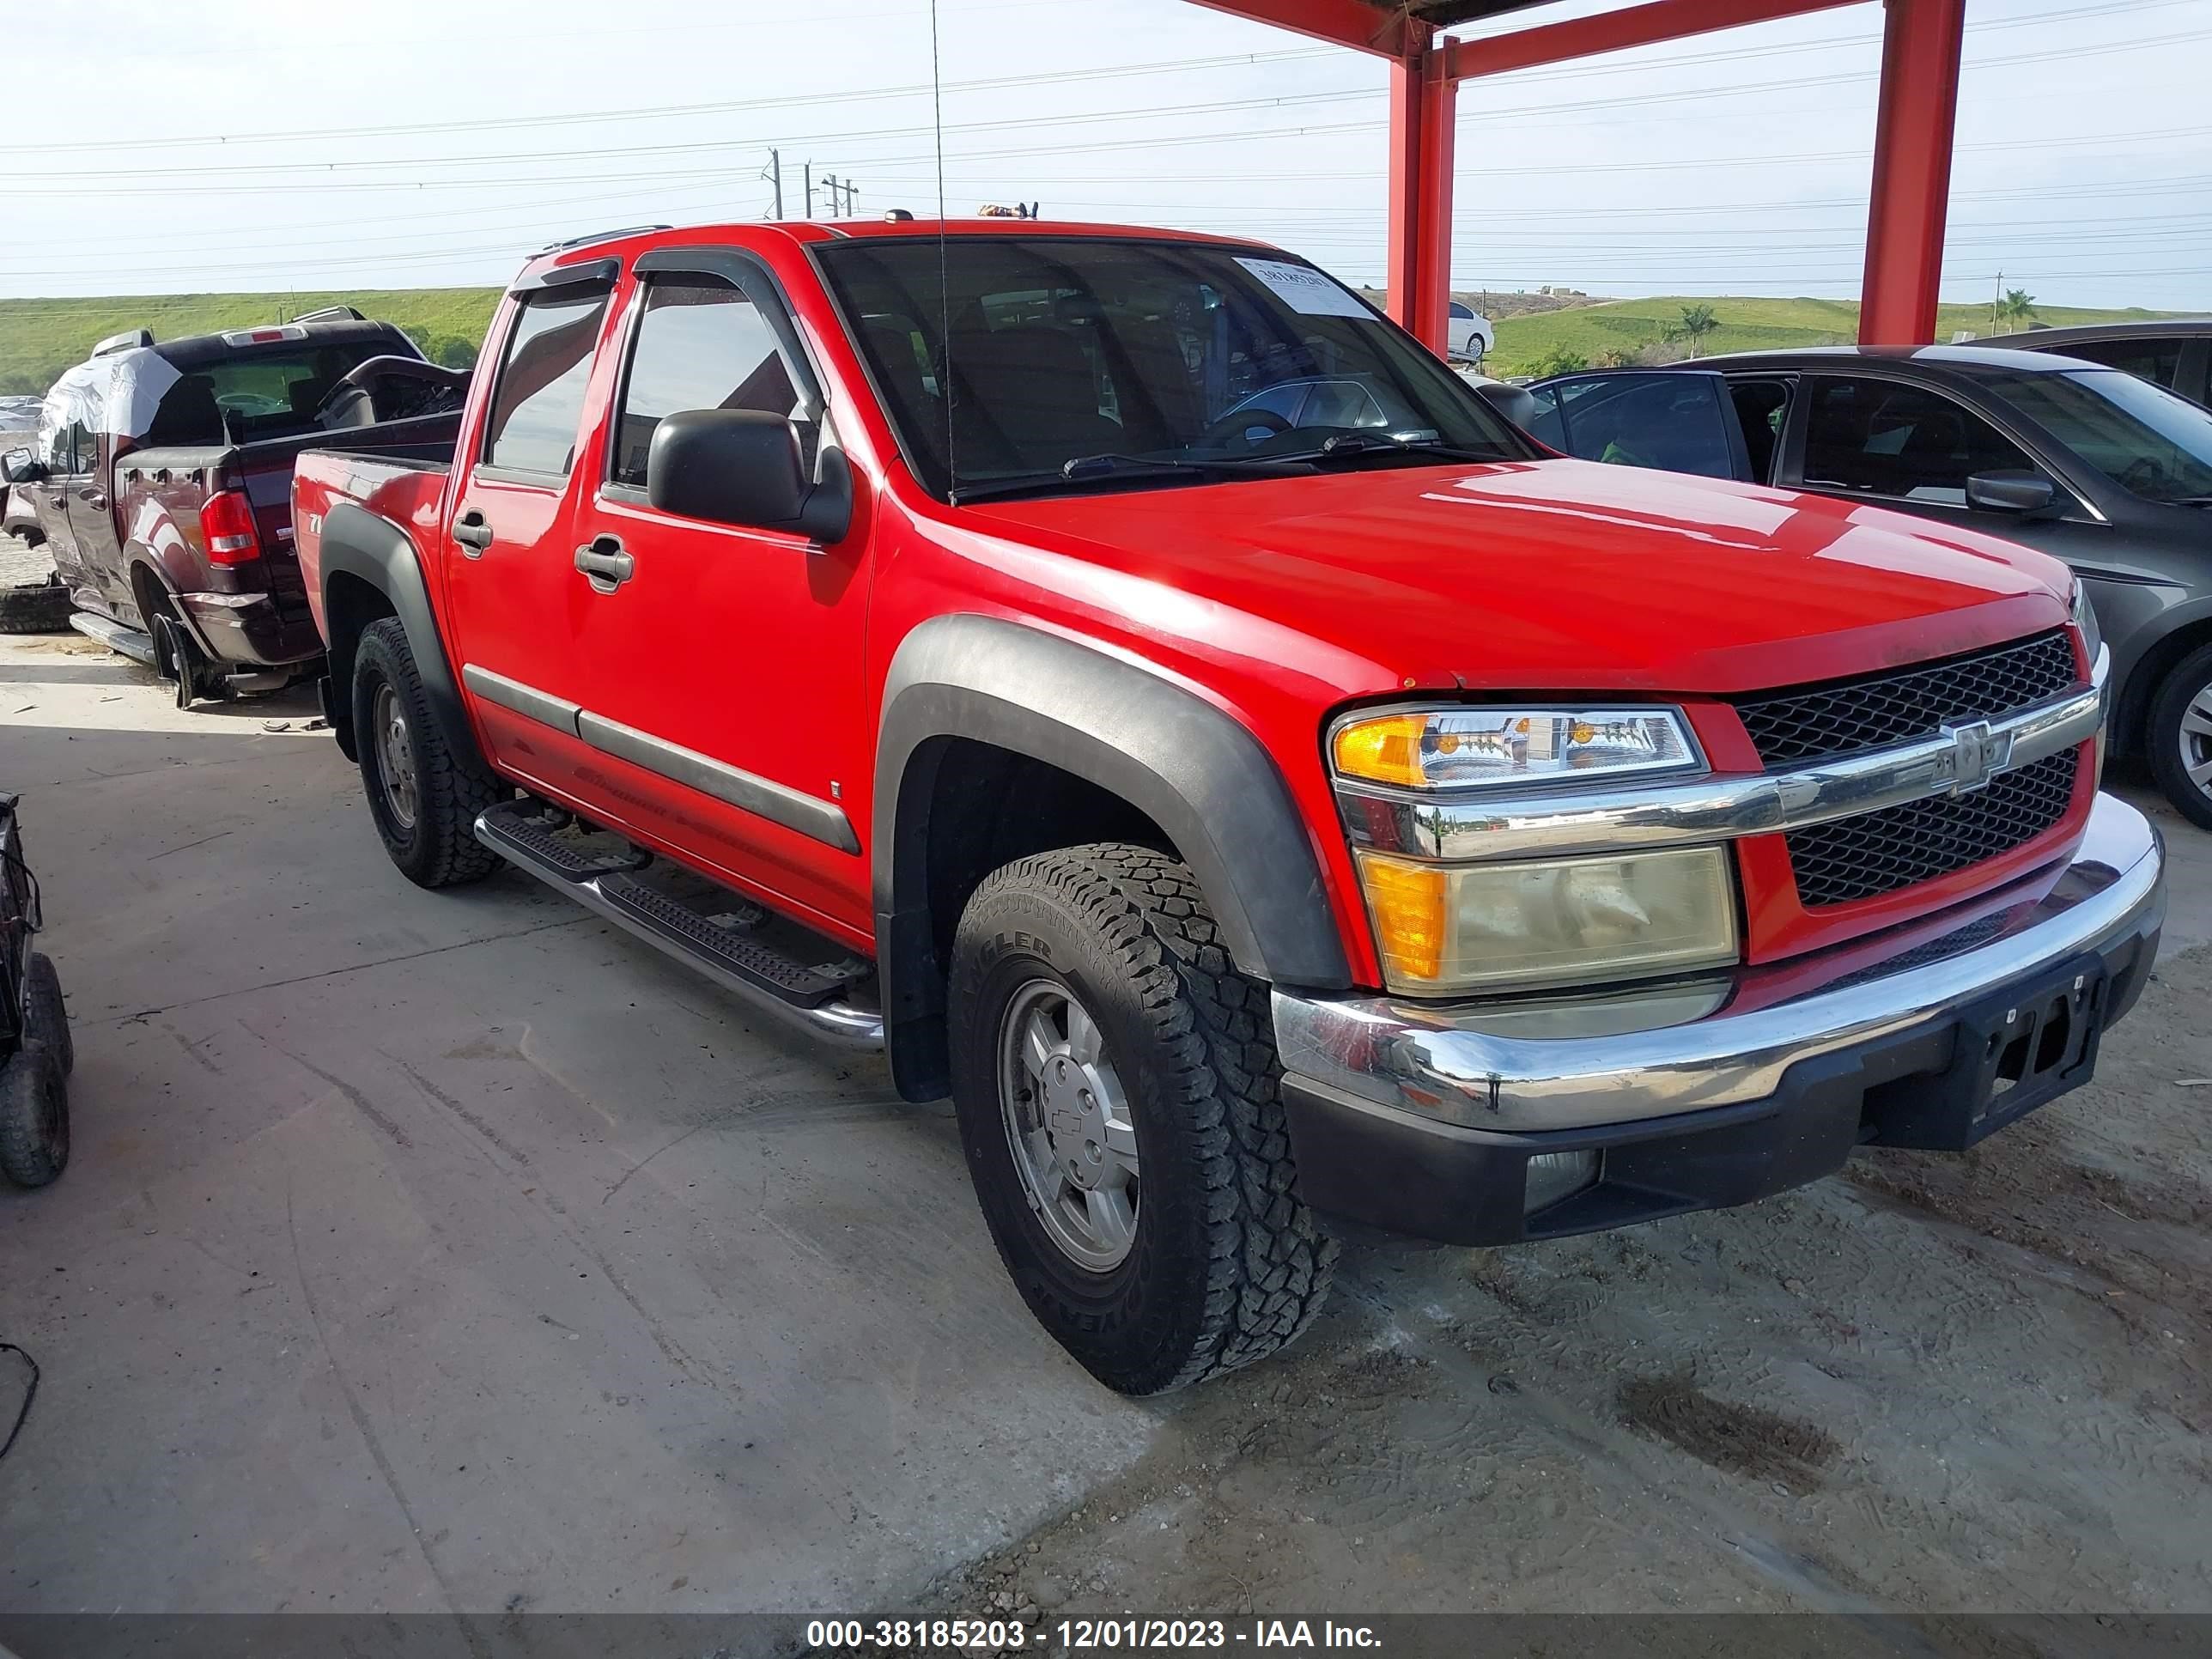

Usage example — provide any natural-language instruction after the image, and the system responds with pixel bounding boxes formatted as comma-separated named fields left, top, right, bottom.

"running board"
left=473, top=801, right=882, bottom=1050
left=70, top=611, right=157, bottom=667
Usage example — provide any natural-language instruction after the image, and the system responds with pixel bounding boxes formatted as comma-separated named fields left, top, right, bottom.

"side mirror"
left=1965, top=471, right=2058, bottom=514
left=1, top=448, right=44, bottom=485
left=1471, top=380, right=1539, bottom=428
left=644, top=409, right=851, bottom=545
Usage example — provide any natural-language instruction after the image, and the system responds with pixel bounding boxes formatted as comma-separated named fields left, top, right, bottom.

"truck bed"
left=291, top=443, right=458, bottom=645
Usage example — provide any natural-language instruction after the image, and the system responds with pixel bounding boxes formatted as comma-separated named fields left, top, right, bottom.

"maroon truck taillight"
left=198, top=490, right=261, bottom=566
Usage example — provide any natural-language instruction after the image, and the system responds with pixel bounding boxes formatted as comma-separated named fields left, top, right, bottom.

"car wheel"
left=0, top=577, right=70, bottom=635
left=0, top=1042, right=68, bottom=1188
left=948, top=842, right=1338, bottom=1395
left=352, top=617, right=505, bottom=888
left=24, top=952, right=70, bottom=1077
left=2148, top=641, right=2212, bottom=830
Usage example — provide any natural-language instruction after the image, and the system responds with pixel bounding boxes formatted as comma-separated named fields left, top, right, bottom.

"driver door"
left=562, top=252, right=875, bottom=939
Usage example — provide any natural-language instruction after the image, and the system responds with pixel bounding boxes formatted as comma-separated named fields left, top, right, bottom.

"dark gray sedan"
left=1515, top=347, right=2212, bottom=827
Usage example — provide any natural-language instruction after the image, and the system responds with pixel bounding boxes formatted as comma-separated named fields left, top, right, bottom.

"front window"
left=1800, top=376, right=2034, bottom=505
left=1979, top=367, right=2212, bottom=506
left=817, top=236, right=1527, bottom=499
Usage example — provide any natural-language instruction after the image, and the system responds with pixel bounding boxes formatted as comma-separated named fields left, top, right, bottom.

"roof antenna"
left=930, top=0, right=956, bottom=500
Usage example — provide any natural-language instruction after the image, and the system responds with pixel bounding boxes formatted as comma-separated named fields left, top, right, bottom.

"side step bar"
left=70, top=611, right=157, bottom=668
left=474, top=801, right=883, bottom=1050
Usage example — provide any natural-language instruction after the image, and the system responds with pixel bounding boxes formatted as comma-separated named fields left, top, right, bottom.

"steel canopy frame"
left=1189, top=0, right=1968, bottom=350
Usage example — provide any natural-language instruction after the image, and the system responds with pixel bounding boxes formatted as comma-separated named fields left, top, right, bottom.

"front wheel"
left=0, top=1042, right=67, bottom=1188
left=2148, top=641, right=2212, bottom=831
left=948, top=843, right=1337, bottom=1395
left=352, top=617, right=505, bottom=888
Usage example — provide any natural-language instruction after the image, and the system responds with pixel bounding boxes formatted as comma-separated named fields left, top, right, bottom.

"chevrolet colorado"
left=2, top=313, right=462, bottom=705
left=293, top=221, right=2166, bottom=1395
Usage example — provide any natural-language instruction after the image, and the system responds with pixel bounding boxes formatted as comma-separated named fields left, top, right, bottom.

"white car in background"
left=1447, top=301, right=1493, bottom=364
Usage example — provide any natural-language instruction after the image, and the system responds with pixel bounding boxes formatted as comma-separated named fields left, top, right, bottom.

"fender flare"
left=318, top=498, right=470, bottom=745
left=873, top=614, right=1351, bottom=1095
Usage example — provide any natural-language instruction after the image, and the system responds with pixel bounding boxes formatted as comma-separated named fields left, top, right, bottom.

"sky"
left=3, top=0, right=2208, bottom=311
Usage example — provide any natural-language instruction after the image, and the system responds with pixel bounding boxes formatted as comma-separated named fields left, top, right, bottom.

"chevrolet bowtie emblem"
left=1939, top=719, right=2015, bottom=794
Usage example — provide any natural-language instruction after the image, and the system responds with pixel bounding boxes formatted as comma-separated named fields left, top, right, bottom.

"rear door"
left=1520, top=370, right=1752, bottom=480
left=560, top=248, right=872, bottom=935
left=438, top=269, right=617, bottom=806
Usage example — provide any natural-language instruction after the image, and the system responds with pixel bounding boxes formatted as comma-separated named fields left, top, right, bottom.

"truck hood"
left=964, top=459, right=2075, bottom=696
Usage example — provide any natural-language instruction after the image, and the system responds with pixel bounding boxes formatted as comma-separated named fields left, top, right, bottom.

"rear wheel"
left=948, top=842, right=1337, bottom=1395
left=2148, top=641, right=2212, bottom=830
left=352, top=617, right=505, bottom=888
left=0, top=1042, right=67, bottom=1188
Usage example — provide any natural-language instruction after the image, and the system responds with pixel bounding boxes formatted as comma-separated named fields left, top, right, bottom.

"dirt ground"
left=926, top=945, right=2212, bottom=1644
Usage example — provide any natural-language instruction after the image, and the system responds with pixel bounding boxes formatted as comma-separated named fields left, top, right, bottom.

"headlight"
left=1332, top=706, right=1700, bottom=791
left=1355, top=845, right=1739, bottom=994
left=2069, top=577, right=2103, bottom=668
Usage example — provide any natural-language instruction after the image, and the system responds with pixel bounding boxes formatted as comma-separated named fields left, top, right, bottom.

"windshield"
left=1982, top=367, right=2212, bottom=506
left=816, top=235, right=1528, bottom=499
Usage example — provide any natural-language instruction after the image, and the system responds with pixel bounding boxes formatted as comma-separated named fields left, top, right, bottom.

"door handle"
left=80, top=489, right=106, bottom=511
left=453, top=509, right=494, bottom=554
left=574, top=535, right=635, bottom=592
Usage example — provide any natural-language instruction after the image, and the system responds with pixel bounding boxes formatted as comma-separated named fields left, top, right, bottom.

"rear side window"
left=482, top=288, right=610, bottom=477
left=611, top=276, right=800, bottom=489
left=1543, top=374, right=1739, bottom=479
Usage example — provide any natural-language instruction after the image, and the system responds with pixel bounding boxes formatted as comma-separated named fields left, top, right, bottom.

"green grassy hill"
left=1486, top=295, right=2183, bottom=377
left=1, top=284, right=2187, bottom=398
left=0, top=289, right=502, bottom=395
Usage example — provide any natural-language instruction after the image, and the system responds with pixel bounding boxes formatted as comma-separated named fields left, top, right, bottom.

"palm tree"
left=1998, top=289, right=2036, bottom=333
left=1670, top=304, right=1720, bottom=359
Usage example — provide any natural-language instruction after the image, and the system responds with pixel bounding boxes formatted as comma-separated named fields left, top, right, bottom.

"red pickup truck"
left=294, top=221, right=2166, bottom=1395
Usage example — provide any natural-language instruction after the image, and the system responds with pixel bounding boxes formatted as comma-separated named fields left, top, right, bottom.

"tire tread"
left=972, top=843, right=1337, bottom=1391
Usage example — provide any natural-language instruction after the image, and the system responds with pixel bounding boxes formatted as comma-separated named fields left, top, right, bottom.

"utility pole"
left=765, top=149, right=783, bottom=218
left=843, top=179, right=859, bottom=216
left=805, top=161, right=814, bottom=219
left=822, top=173, right=842, bottom=218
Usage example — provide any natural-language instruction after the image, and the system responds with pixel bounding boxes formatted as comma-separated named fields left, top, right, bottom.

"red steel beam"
left=1445, top=0, right=1859, bottom=79
left=1181, top=0, right=1410, bottom=56
left=1858, top=0, right=1966, bottom=343
left=1386, top=32, right=1458, bottom=350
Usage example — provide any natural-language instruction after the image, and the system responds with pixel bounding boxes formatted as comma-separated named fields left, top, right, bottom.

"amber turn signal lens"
left=1355, top=852, right=1449, bottom=983
left=1331, top=714, right=1431, bottom=789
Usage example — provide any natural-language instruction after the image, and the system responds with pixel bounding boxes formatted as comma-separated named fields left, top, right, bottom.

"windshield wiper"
left=1270, top=433, right=1509, bottom=467
left=952, top=452, right=1310, bottom=503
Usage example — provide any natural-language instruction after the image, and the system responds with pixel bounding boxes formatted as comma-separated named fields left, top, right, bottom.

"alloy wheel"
left=997, top=978, right=1141, bottom=1272
left=2179, top=676, right=2212, bottom=806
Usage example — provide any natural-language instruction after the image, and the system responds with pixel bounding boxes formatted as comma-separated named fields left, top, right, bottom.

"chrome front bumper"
left=1273, top=790, right=2166, bottom=1136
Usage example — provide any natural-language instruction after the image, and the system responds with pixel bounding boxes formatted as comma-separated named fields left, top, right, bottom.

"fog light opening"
left=1523, top=1150, right=1601, bottom=1215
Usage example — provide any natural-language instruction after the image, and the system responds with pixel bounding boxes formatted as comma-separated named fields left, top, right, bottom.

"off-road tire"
left=948, top=842, right=1338, bottom=1395
left=353, top=617, right=504, bottom=888
left=0, top=579, right=70, bottom=635
left=24, top=952, right=70, bottom=1076
left=2148, top=641, right=2212, bottom=831
left=0, top=1042, right=68, bottom=1188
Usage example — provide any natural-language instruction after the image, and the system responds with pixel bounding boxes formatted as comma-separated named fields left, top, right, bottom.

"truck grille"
left=1735, top=630, right=2078, bottom=769
left=1788, top=750, right=2079, bottom=906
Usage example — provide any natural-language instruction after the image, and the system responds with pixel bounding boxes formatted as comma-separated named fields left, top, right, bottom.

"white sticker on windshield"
left=1234, top=258, right=1373, bottom=319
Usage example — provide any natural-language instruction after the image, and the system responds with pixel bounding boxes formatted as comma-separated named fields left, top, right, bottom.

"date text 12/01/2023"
left=804, top=1619, right=1383, bottom=1649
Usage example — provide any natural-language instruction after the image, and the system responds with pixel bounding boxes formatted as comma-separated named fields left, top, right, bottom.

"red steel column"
left=1857, top=0, right=1966, bottom=343
left=1387, top=30, right=1456, bottom=352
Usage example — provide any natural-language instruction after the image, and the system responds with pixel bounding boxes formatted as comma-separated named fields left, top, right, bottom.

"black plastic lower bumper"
left=1281, top=921, right=2160, bottom=1248
left=178, top=591, right=324, bottom=671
